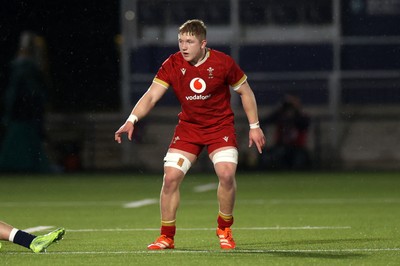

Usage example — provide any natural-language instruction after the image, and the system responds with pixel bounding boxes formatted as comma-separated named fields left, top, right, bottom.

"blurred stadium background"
left=1, top=0, right=399, bottom=173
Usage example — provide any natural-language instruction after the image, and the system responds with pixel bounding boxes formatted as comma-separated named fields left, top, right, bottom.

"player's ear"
left=201, top=39, right=207, bottom=49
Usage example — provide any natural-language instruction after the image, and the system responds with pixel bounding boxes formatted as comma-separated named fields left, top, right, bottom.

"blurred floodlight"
left=125, top=10, right=135, bottom=21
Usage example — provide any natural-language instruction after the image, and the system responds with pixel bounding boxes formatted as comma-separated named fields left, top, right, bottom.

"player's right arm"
left=114, top=82, right=167, bottom=143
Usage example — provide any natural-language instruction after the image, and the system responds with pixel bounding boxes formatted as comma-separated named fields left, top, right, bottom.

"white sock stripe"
left=161, top=219, right=176, bottom=224
left=218, top=211, right=233, bottom=217
left=9, top=228, right=19, bottom=242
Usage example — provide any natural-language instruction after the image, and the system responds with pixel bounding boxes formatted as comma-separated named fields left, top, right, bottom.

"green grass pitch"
left=0, top=171, right=399, bottom=265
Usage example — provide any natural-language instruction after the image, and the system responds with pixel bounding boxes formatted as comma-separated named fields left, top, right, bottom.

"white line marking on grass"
left=194, top=183, right=218, bottom=193
left=0, top=201, right=126, bottom=207
left=68, top=228, right=159, bottom=232
left=175, top=198, right=400, bottom=205
left=123, top=199, right=158, bottom=208
left=238, top=226, right=352, bottom=230
left=1, top=198, right=399, bottom=207
left=24, top=226, right=54, bottom=233
left=263, top=198, right=400, bottom=205
left=6, top=248, right=400, bottom=255
left=66, top=226, right=351, bottom=232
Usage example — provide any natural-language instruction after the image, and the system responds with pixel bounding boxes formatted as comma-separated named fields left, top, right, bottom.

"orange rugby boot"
left=216, top=227, right=236, bottom=249
left=147, top=235, right=175, bottom=250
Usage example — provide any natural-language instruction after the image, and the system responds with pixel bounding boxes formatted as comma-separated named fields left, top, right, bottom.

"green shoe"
left=30, top=227, right=65, bottom=253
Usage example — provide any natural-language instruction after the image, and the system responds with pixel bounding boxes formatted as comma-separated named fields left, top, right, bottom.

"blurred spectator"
left=260, top=94, right=311, bottom=170
left=0, top=31, right=51, bottom=173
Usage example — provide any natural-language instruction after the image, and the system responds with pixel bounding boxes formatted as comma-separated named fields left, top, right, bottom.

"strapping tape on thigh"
left=212, top=148, right=238, bottom=165
left=164, top=152, right=192, bottom=174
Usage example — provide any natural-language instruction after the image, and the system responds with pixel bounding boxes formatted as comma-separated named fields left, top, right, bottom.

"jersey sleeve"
left=225, top=55, right=247, bottom=91
left=153, top=56, right=173, bottom=89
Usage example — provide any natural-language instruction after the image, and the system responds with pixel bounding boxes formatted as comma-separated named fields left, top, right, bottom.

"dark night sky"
left=0, top=1, right=121, bottom=112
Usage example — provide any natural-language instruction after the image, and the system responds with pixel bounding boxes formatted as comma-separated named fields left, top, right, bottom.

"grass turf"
left=0, top=171, right=399, bottom=265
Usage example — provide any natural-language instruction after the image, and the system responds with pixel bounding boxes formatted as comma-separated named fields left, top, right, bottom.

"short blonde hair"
left=179, top=19, right=207, bottom=41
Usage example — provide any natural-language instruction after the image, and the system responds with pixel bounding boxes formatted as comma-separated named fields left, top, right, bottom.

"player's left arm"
left=235, top=81, right=266, bottom=154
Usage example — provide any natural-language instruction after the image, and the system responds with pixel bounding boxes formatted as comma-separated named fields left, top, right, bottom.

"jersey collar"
left=194, top=48, right=210, bottom=67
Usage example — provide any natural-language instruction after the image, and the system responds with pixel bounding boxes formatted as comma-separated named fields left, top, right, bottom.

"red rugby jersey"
left=153, top=49, right=247, bottom=129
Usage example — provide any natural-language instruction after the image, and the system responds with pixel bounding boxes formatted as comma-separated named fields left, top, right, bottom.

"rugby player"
left=115, top=19, right=265, bottom=250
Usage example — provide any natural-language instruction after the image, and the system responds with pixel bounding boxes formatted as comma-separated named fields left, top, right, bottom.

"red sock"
left=161, top=225, right=176, bottom=239
left=217, top=215, right=234, bottom=230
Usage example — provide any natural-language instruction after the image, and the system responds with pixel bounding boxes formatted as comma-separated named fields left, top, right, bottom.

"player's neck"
left=192, top=48, right=208, bottom=66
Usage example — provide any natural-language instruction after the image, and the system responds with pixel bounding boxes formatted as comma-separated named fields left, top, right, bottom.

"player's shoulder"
left=209, top=48, right=227, bottom=56
left=162, top=51, right=184, bottom=66
left=209, top=48, right=231, bottom=59
left=208, top=48, right=234, bottom=65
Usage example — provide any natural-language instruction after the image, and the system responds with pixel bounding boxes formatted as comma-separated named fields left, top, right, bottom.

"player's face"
left=178, top=33, right=206, bottom=65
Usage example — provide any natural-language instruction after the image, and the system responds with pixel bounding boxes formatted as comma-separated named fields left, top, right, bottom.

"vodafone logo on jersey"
left=189, top=78, right=206, bottom=93
left=186, top=77, right=211, bottom=101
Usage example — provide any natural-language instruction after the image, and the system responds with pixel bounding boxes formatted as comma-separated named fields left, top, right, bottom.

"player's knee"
left=162, top=173, right=182, bottom=193
left=212, top=148, right=238, bottom=185
left=218, top=170, right=236, bottom=187
left=212, top=148, right=238, bottom=165
left=164, top=152, right=192, bottom=175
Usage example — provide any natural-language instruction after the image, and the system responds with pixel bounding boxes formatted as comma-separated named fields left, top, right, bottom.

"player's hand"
left=249, top=128, right=266, bottom=154
left=114, top=121, right=135, bottom=143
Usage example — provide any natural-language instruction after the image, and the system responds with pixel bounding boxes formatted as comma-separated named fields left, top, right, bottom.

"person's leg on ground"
left=0, top=221, right=65, bottom=253
left=210, top=148, right=238, bottom=249
left=147, top=149, right=196, bottom=250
